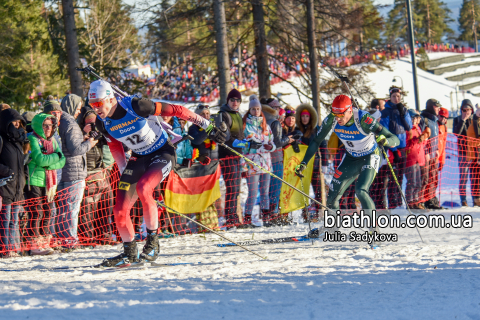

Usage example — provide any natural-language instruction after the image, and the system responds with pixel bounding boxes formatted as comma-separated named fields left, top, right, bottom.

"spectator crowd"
left=137, top=42, right=472, bottom=104
left=0, top=77, right=478, bottom=258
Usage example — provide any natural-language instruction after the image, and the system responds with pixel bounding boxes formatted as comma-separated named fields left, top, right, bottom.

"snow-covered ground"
left=1, top=209, right=479, bottom=319
left=4, top=53, right=480, bottom=319
left=366, top=57, right=480, bottom=111
left=425, top=52, right=464, bottom=60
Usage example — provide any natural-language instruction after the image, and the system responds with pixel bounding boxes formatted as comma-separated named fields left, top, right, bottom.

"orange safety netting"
left=0, top=132, right=477, bottom=254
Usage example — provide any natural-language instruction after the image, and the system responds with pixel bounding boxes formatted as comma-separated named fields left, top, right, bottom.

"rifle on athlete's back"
left=76, top=65, right=189, bottom=145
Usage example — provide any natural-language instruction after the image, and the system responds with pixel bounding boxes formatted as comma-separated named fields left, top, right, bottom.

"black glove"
left=209, top=127, right=227, bottom=144
left=249, top=141, right=263, bottom=150
left=396, top=103, right=406, bottom=117
left=393, top=150, right=402, bottom=163
left=291, top=132, right=303, bottom=140
left=56, top=152, right=63, bottom=159
left=90, top=130, right=103, bottom=141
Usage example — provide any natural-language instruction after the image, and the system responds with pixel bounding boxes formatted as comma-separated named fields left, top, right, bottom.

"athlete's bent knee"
left=114, top=207, right=129, bottom=229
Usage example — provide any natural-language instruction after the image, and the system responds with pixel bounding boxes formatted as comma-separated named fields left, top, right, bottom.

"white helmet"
left=88, top=80, right=114, bottom=101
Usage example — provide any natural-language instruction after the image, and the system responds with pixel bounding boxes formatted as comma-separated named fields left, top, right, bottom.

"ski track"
left=1, top=208, right=480, bottom=319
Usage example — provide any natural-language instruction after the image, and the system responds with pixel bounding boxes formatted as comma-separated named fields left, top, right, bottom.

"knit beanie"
left=268, top=99, right=281, bottom=108
left=226, top=89, right=241, bottom=102
left=249, top=94, right=261, bottom=109
left=194, top=104, right=209, bottom=115
left=43, top=100, right=62, bottom=114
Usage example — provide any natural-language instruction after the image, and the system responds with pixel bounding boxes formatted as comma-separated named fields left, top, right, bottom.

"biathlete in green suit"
left=294, top=95, right=400, bottom=228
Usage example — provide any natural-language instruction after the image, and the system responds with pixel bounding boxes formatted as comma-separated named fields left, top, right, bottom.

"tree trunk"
left=213, top=0, right=231, bottom=105
left=305, top=0, right=326, bottom=205
left=426, top=2, right=431, bottom=44
left=306, top=0, right=320, bottom=117
left=472, top=0, right=478, bottom=52
left=251, top=0, right=271, bottom=99
left=62, top=0, right=83, bottom=97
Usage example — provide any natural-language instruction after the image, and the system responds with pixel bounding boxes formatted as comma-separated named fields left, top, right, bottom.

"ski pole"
left=379, top=145, right=424, bottom=243
left=155, top=200, right=267, bottom=260
left=219, top=143, right=332, bottom=212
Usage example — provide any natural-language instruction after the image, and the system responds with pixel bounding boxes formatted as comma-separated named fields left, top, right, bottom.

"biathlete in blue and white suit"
left=294, top=95, right=400, bottom=220
left=88, top=80, right=226, bottom=267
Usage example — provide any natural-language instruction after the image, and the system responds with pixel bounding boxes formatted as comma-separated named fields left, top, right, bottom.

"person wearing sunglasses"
left=294, top=95, right=399, bottom=239
left=87, top=80, right=226, bottom=267
left=25, top=113, right=65, bottom=255
left=453, top=99, right=474, bottom=207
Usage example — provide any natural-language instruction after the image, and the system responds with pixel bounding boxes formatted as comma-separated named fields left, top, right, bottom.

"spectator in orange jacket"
left=437, top=108, right=449, bottom=172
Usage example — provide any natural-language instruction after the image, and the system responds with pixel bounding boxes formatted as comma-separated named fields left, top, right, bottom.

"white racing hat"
left=88, top=80, right=115, bottom=101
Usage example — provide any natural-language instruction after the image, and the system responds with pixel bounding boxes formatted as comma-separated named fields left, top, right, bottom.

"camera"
left=289, top=131, right=303, bottom=153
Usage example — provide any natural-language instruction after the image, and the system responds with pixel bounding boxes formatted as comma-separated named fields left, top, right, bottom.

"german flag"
left=164, top=160, right=221, bottom=214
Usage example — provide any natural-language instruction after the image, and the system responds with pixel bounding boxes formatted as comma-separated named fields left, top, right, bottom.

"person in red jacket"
left=405, top=110, right=429, bottom=209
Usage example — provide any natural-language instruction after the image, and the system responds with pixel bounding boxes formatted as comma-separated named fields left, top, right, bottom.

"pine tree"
left=387, top=0, right=452, bottom=44
left=0, top=0, right=68, bottom=108
left=459, top=0, right=480, bottom=51
left=415, top=0, right=453, bottom=43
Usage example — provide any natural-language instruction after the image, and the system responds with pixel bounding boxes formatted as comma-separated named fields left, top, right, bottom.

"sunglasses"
left=331, top=111, right=348, bottom=118
left=89, top=97, right=109, bottom=108
left=229, top=98, right=241, bottom=103
left=462, top=109, right=471, bottom=112
left=198, top=105, right=209, bottom=110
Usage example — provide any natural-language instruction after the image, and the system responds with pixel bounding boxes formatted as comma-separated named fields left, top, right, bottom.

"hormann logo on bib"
left=104, top=96, right=168, bottom=156
left=334, top=128, right=360, bottom=135
left=109, top=118, right=139, bottom=131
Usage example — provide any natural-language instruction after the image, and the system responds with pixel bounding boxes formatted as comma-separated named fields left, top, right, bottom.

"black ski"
left=216, top=235, right=313, bottom=247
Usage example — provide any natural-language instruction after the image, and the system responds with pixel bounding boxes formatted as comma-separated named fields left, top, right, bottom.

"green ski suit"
left=302, top=108, right=400, bottom=213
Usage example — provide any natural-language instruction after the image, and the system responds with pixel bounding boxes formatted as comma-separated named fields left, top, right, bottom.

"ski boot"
left=307, top=227, right=327, bottom=239
left=139, top=230, right=160, bottom=262
left=98, top=241, right=139, bottom=267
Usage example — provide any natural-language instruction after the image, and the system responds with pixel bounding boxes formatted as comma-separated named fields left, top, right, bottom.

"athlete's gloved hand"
left=56, top=152, right=63, bottom=159
left=206, top=123, right=227, bottom=144
left=232, top=139, right=249, bottom=148
left=376, top=135, right=388, bottom=147
left=294, top=162, right=307, bottom=178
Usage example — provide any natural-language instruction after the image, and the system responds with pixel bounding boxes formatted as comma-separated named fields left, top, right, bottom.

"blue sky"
left=124, top=0, right=465, bottom=35
left=376, top=0, right=463, bottom=34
